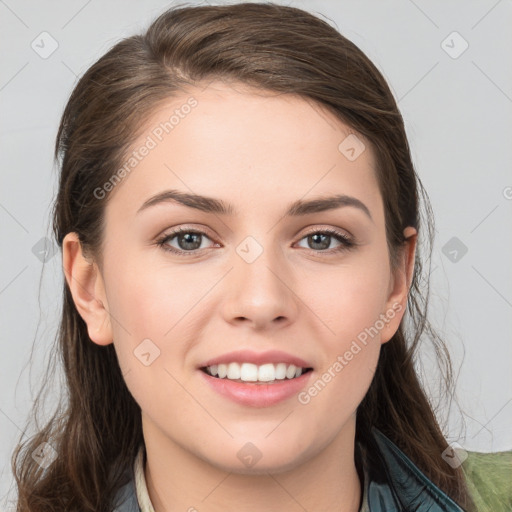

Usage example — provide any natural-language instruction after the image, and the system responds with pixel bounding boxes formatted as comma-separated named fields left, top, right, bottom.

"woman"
left=12, top=3, right=477, bottom=511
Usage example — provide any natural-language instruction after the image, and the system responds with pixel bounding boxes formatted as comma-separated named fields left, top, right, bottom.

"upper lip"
left=199, top=349, right=313, bottom=369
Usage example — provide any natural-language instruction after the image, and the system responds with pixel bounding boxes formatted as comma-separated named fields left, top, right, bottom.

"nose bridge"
left=224, top=231, right=295, bottom=325
left=235, top=232, right=285, bottom=294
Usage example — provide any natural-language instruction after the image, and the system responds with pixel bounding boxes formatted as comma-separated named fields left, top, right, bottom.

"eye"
left=155, top=226, right=356, bottom=257
left=156, top=227, right=216, bottom=256
left=295, top=228, right=355, bottom=254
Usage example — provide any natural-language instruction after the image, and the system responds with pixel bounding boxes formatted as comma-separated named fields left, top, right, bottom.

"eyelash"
left=155, top=226, right=356, bottom=258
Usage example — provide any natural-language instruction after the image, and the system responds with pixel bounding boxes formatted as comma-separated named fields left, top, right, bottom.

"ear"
left=62, top=232, right=113, bottom=346
left=380, top=226, right=417, bottom=344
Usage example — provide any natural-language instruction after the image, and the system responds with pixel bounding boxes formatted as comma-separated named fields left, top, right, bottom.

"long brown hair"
left=12, top=2, right=475, bottom=510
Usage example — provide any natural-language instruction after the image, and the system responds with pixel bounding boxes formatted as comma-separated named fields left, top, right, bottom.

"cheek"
left=300, top=288, right=383, bottom=418
left=104, top=256, right=204, bottom=382
left=106, top=268, right=191, bottom=412
left=104, top=251, right=180, bottom=336
left=304, top=259, right=390, bottom=343
left=297, top=252, right=389, bottom=408
left=297, top=320, right=381, bottom=433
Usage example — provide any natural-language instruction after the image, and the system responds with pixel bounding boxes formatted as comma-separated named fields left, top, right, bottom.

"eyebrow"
left=137, top=189, right=373, bottom=221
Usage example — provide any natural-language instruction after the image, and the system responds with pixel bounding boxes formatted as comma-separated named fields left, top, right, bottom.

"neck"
left=142, top=415, right=362, bottom=512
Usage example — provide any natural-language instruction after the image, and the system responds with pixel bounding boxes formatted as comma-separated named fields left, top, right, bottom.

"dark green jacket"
left=112, top=427, right=470, bottom=511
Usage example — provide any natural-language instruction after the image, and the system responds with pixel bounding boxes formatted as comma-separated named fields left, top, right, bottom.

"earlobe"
left=62, top=232, right=113, bottom=346
left=380, top=226, right=418, bottom=344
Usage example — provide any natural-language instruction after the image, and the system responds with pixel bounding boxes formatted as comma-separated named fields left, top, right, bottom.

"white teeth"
left=286, top=364, right=296, bottom=379
left=217, top=364, right=227, bottom=378
left=257, top=363, right=275, bottom=382
left=275, top=363, right=287, bottom=379
left=227, top=362, right=241, bottom=379
left=204, top=362, right=308, bottom=382
left=241, top=363, right=259, bottom=381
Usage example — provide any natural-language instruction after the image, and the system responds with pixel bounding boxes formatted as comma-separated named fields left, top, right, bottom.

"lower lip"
left=198, top=369, right=314, bottom=407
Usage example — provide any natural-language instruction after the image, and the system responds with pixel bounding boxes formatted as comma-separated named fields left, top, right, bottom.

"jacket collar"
left=360, top=427, right=466, bottom=511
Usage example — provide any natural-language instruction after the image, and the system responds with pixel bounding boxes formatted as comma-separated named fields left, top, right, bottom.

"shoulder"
left=361, top=427, right=467, bottom=512
left=460, top=449, right=512, bottom=512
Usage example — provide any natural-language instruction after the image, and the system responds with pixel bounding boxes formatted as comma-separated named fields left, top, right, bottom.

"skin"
left=63, top=80, right=417, bottom=512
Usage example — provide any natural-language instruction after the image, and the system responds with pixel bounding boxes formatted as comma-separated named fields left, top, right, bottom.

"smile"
left=202, top=362, right=313, bottom=382
left=199, top=366, right=314, bottom=407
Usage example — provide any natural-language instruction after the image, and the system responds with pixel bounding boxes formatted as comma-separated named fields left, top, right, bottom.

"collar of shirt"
left=133, top=446, right=155, bottom=512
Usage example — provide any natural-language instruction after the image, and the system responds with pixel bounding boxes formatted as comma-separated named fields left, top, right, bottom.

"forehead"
left=104, top=80, right=382, bottom=221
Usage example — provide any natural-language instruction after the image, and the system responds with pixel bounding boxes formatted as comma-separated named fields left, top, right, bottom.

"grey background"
left=1, top=0, right=511, bottom=508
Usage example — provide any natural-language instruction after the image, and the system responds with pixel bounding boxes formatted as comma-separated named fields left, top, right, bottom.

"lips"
left=198, top=349, right=313, bottom=369
left=199, top=366, right=314, bottom=407
left=197, top=349, right=315, bottom=407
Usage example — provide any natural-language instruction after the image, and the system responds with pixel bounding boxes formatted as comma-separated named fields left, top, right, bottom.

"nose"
left=221, top=237, right=299, bottom=331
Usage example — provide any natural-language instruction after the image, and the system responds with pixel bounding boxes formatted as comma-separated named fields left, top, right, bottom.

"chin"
left=204, top=446, right=309, bottom=476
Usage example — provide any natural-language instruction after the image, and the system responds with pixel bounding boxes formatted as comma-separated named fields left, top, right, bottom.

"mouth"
left=196, top=350, right=315, bottom=406
left=199, top=364, right=314, bottom=384
left=198, top=363, right=315, bottom=407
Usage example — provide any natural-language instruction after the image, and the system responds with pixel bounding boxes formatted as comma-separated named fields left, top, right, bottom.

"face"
left=64, top=80, right=415, bottom=474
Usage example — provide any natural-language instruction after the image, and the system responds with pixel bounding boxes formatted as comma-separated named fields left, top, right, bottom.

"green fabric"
left=461, top=450, right=512, bottom=512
